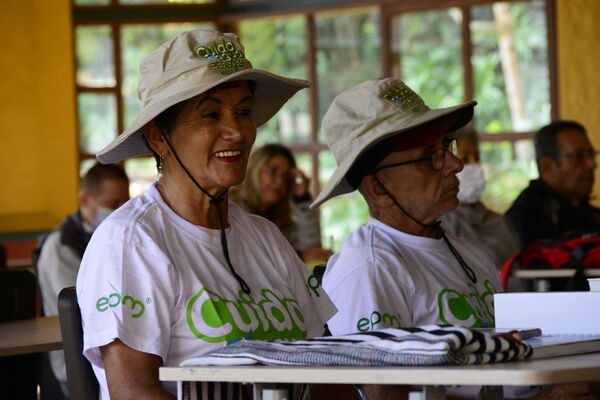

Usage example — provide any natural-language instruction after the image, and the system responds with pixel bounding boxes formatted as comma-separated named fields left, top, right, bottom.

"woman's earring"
left=158, top=154, right=165, bottom=180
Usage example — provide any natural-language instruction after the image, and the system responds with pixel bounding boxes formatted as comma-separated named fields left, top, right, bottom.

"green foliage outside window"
left=239, top=16, right=310, bottom=146
left=78, top=93, right=117, bottom=154
left=471, top=1, right=549, bottom=133
left=315, top=8, right=381, bottom=140
left=76, top=25, right=115, bottom=87
left=394, top=8, right=464, bottom=108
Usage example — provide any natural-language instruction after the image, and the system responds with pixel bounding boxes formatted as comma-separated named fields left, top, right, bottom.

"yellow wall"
left=556, top=0, right=600, bottom=202
left=0, top=0, right=78, bottom=233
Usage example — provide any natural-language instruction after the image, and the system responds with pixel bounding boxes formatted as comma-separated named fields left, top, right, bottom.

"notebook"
left=526, top=334, right=600, bottom=359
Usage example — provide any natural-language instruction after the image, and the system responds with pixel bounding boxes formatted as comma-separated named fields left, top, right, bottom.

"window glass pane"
left=76, top=25, right=115, bottom=87
left=392, top=8, right=463, bottom=108
left=239, top=16, right=310, bottom=146
left=318, top=151, right=369, bottom=252
left=471, top=1, right=549, bottom=133
left=315, top=7, right=380, bottom=142
left=294, top=152, right=312, bottom=178
left=78, top=93, right=117, bottom=154
left=125, top=157, right=157, bottom=198
left=480, top=138, right=537, bottom=213
left=74, top=0, right=110, bottom=5
left=121, top=22, right=215, bottom=129
left=119, top=0, right=213, bottom=4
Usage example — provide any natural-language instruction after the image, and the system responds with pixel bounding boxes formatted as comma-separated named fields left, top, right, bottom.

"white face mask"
left=457, top=163, right=486, bottom=204
left=91, top=206, right=114, bottom=230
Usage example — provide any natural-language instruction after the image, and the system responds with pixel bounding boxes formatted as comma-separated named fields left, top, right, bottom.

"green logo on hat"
left=194, top=39, right=248, bottom=75
left=383, top=85, right=428, bottom=113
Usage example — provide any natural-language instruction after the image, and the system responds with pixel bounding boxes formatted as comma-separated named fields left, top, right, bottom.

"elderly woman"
left=76, top=30, right=336, bottom=399
left=231, top=144, right=332, bottom=262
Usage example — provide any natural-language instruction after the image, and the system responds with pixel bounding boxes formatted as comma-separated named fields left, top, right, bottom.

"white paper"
left=494, top=292, right=600, bottom=335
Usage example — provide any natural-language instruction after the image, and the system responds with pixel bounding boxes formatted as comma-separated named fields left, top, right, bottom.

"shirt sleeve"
left=325, top=258, right=413, bottom=335
left=76, top=224, right=178, bottom=369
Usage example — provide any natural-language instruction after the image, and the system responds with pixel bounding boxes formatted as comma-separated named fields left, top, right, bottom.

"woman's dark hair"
left=534, top=120, right=586, bottom=161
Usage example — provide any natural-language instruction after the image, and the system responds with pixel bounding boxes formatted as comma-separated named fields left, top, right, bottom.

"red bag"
left=500, top=236, right=600, bottom=290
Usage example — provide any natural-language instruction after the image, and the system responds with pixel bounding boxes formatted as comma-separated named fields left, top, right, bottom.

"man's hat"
left=96, top=30, right=310, bottom=164
left=311, top=78, right=476, bottom=208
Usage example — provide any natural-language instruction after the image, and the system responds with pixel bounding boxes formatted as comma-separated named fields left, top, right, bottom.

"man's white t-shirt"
left=323, top=217, right=501, bottom=336
left=76, top=184, right=336, bottom=399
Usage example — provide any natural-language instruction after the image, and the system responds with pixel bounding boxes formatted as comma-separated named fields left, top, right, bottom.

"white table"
left=511, top=268, right=600, bottom=291
left=160, top=352, right=600, bottom=400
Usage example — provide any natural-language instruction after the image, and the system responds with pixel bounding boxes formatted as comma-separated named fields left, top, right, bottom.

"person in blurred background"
left=232, top=143, right=332, bottom=262
left=506, top=120, right=600, bottom=247
left=37, top=162, right=129, bottom=397
left=440, top=126, right=520, bottom=269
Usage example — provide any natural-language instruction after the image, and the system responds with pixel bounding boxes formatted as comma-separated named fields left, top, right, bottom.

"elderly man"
left=506, top=120, right=600, bottom=247
left=313, top=79, right=599, bottom=400
left=313, top=79, right=496, bottom=333
left=37, top=162, right=129, bottom=396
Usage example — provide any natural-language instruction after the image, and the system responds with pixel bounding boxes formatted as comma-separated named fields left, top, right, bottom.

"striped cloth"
left=182, top=325, right=533, bottom=367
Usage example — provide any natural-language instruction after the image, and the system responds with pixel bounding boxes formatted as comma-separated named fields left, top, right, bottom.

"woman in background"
left=232, top=144, right=332, bottom=262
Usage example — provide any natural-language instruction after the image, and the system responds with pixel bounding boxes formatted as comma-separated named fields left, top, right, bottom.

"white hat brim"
left=96, top=69, right=309, bottom=164
left=310, top=100, right=476, bottom=209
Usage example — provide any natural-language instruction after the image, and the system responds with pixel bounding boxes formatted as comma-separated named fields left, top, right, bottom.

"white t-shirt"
left=76, top=184, right=336, bottom=399
left=323, top=217, right=501, bottom=336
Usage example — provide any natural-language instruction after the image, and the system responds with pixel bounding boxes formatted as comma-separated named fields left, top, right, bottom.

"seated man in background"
left=441, top=125, right=520, bottom=270
left=313, top=79, right=599, bottom=399
left=506, top=120, right=600, bottom=247
left=37, top=162, right=129, bottom=396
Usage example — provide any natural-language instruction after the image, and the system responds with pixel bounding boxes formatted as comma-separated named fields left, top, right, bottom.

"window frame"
left=72, top=0, right=557, bottom=197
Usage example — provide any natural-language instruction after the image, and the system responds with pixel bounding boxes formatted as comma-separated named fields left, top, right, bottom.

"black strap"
left=160, top=130, right=251, bottom=294
left=373, top=175, right=477, bottom=284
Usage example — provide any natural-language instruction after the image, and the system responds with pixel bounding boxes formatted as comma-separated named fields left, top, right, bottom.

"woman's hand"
left=291, top=168, right=310, bottom=198
left=101, top=339, right=175, bottom=400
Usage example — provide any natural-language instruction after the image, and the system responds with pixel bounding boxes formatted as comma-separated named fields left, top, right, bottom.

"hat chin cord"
left=372, top=175, right=477, bottom=284
left=159, top=130, right=251, bottom=294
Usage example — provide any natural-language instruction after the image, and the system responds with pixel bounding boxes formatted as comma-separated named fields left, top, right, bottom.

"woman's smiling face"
left=164, top=81, right=256, bottom=193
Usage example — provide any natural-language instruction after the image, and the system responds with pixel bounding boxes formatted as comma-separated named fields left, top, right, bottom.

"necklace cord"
left=373, top=175, right=477, bottom=284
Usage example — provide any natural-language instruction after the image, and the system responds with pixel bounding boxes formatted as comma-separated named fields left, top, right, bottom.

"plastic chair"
left=57, top=287, right=99, bottom=400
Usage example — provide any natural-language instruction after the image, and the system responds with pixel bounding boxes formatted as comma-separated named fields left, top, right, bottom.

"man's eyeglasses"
left=553, top=149, right=600, bottom=164
left=373, top=137, right=459, bottom=174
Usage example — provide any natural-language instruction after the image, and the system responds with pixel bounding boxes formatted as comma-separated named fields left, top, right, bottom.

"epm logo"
left=96, top=292, right=149, bottom=318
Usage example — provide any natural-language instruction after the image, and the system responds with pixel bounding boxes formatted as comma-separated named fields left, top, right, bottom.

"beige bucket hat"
left=97, top=30, right=310, bottom=164
left=311, top=78, right=476, bottom=208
